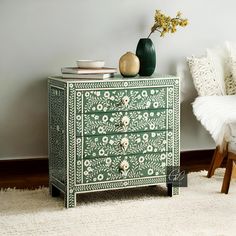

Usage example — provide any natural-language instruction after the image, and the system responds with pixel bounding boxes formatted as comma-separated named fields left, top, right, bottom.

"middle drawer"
left=76, top=130, right=169, bottom=159
left=76, top=109, right=167, bottom=136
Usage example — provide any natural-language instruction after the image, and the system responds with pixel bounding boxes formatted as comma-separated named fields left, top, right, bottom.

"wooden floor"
left=0, top=149, right=224, bottom=189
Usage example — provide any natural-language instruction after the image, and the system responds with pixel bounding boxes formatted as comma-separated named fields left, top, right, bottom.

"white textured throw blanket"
left=192, top=95, right=236, bottom=149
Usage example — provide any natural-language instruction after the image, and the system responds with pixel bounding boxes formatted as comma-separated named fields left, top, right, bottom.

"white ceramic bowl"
left=76, top=60, right=105, bottom=68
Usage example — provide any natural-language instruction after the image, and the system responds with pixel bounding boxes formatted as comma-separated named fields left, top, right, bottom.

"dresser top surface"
left=48, top=73, right=179, bottom=83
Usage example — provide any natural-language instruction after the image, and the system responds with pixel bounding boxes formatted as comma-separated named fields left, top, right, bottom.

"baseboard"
left=0, top=155, right=48, bottom=161
left=0, top=149, right=219, bottom=189
left=0, top=149, right=216, bottom=176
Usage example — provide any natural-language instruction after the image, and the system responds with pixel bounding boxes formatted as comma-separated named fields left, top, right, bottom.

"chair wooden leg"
left=221, top=156, right=233, bottom=194
left=207, top=146, right=225, bottom=178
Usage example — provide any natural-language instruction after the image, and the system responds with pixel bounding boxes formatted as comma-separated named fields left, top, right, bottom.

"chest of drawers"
left=48, top=74, right=180, bottom=208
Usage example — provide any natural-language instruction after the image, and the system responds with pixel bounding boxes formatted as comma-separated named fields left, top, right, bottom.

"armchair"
left=188, top=42, right=236, bottom=193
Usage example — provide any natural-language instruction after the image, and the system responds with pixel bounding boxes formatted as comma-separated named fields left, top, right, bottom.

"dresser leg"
left=64, top=192, right=76, bottom=208
left=167, top=183, right=173, bottom=197
left=50, top=185, right=61, bottom=197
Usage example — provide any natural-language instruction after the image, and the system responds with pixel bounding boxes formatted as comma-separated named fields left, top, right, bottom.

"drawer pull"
left=121, top=116, right=130, bottom=127
left=122, top=96, right=130, bottom=106
left=120, top=160, right=129, bottom=171
left=120, top=137, right=129, bottom=151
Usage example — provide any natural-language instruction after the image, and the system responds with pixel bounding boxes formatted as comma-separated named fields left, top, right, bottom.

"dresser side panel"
left=48, top=79, right=67, bottom=192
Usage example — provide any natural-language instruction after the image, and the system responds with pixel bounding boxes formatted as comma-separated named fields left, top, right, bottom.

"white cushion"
left=192, top=95, right=236, bottom=151
left=226, top=41, right=236, bottom=79
left=187, top=54, right=224, bottom=96
left=206, top=46, right=228, bottom=95
left=224, top=41, right=236, bottom=95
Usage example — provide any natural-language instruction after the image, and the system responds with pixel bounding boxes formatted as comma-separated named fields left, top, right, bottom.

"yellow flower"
left=148, top=10, right=188, bottom=38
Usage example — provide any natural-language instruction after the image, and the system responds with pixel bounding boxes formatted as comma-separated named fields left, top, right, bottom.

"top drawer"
left=78, top=87, right=168, bottom=114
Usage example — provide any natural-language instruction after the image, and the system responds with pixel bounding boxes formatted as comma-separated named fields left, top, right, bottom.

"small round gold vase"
left=119, top=52, right=140, bottom=77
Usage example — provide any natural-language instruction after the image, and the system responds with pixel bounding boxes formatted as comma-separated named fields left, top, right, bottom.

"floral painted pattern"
left=82, top=153, right=167, bottom=183
left=82, top=131, right=169, bottom=158
left=77, top=109, right=167, bottom=136
left=82, top=88, right=168, bottom=114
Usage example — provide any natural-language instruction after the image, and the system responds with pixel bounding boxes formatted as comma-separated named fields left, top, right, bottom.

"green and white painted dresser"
left=48, top=74, right=180, bottom=208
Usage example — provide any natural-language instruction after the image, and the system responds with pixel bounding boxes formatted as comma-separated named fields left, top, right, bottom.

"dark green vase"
left=136, top=38, right=156, bottom=76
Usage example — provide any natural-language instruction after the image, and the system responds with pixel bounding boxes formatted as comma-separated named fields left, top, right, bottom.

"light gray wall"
left=1, top=0, right=234, bottom=159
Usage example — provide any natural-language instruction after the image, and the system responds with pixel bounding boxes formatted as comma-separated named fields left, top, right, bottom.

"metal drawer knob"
left=120, top=160, right=129, bottom=171
left=122, top=96, right=130, bottom=106
left=121, top=116, right=130, bottom=127
left=120, top=137, right=129, bottom=151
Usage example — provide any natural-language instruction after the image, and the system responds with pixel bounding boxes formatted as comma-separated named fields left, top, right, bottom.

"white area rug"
left=1, top=170, right=236, bottom=236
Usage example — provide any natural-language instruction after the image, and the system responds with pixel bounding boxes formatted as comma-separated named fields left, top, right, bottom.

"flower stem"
left=147, top=32, right=152, bottom=38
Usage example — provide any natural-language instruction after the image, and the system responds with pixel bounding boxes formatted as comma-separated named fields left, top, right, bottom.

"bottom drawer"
left=81, top=153, right=167, bottom=184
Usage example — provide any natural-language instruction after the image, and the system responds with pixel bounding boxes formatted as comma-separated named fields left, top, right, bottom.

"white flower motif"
left=84, top=160, right=91, bottom=167
left=99, top=149, right=105, bottom=156
left=87, top=167, right=93, bottom=172
left=161, top=153, right=166, bottom=160
left=96, top=91, right=101, bottom=96
left=104, top=91, right=110, bottom=97
left=143, top=133, right=149, bottom=140
left=110, top=96, right=115, bottom=101
left=143, top=112, right=149, bottom=119
left=95, top=137, right=98, bottom=142
left=168, top=153, right=173, bottom=157
left=150, top=124, right=155, bottom=130
left=151, top=89, right=155, bottom=94
left=84, top=171, right=89, bottom=176
left=150, top=112, right=154, bottom=117
left=147, top=145, right=153, bottom=152
left=110, top=117, right=114, bottom=122
left=109, top=139, right=114, bottom=145
left=92, top=107, right=96, bottom=111
left=95, top=115, right=99, bottom=120
left=102, top=115, right=108, bottom=122
left=151, top=132, right=156, bottom=138
left=69, top=84, right=73, bottom=88
left=148, top=169, right=154, bottom=175
left=97, top=104, right=103, bottom=111
left=77, top=160, right=81, bottom=165
left=124, top=82, right=128, bottom=87
left=168, top=132, right=172, bottom=136
left=76, top=138, right=81, bottom=144
left=92, top=153, right=96, bottom=157
left=156, top=112, right=160, bottom=116
left=76, top=115, right=81, bottom=121
left=142, top=90, right=148, bottom=97
left=139, top=156, right=145, bottom=163
left=77, top=92, right=82, bottom=96
left=92, top=130, right=96, bottom=135
left=153, top=102, right=159, bottom=108
left=97, top=174, right=104, bottom=181
left=103, top=107, right=108, bottom=112
left=102, top=136, right=108, bottom=143
left=85, top=91, right=90, bottom=97
left=93, top=178, right=97, bottom=181
left=106, top=158, right=112, bottom=165
left=136, top=138, right=141, bottom=143
left=154, top=148, right=157, bottom=152
left=137, top=95, right=141, bottom=99
left=98, top=126, right=104, bottom=134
